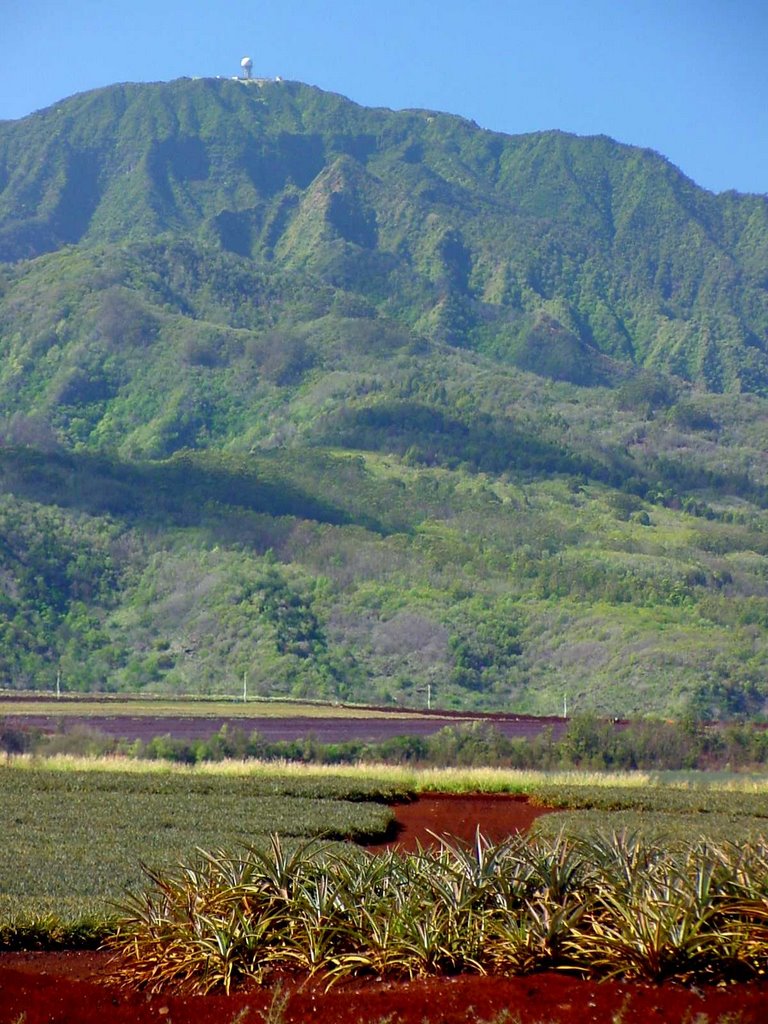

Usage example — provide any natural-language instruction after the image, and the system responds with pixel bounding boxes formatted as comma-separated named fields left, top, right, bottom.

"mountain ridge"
left=1, top=77, right=766, bottom=397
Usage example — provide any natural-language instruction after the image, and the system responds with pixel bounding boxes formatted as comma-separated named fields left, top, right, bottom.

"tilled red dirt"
left=4, top=795, right=768, bottom=1021
left=2, top=951, right=767, bottom=1024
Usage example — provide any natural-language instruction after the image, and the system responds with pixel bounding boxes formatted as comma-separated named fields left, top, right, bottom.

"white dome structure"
left=240, top=56, right=253, bottom=79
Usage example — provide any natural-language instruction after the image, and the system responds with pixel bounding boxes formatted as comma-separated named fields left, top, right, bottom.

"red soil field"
left=3, top=952, right=767, bottom=1024
left=2, top=794, right=766, bottom=1023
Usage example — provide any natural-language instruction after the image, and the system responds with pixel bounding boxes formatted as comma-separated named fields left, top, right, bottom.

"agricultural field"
left=2, top=759, right=768, bottom=1023
left=3, top=758, right=768, bottom=934
left=0, top=696, right=412, bottom=719
left=112, top=827, right=768, bottom=991
left=532, top=779, right=768, bottom=843
left=0, top=694, right=571, bottom=746
left=0, top=761, right=409, bottom=936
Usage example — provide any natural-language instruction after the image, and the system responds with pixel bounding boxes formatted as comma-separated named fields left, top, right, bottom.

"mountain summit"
left=1, top=77, right=767, bottom=393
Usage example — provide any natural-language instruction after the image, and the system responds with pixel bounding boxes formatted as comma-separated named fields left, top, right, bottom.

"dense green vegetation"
left=2, top=79, right=767, bottom=393
left=3, top=439, right=768, bottom=716
left=1, top=78, right=768, bottom=716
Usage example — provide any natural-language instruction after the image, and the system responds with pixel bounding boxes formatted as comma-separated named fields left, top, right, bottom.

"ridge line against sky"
left=3, top=0, right=767, bottom=196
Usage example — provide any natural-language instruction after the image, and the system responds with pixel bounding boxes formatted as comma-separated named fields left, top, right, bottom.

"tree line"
left=4, top=714, right=768, bottom=771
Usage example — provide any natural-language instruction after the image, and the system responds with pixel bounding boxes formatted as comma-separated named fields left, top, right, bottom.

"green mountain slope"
left=0, top=79, right=768, bottom=718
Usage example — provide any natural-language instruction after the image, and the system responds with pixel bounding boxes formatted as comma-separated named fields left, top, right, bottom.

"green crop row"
left=533, top=810, right=768, bottom=846
left=0, top=766, right=398, bottom=933
left=109, top=831, right=768, bottom=993
left=530, top=783, right=768, bottom=819
left=0, top=763, right=413, bottom=803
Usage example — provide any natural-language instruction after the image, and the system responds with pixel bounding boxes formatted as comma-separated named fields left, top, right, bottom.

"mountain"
left=3, top=79, right=768, bottom=391
left=0, top=78, right=768, bottom=719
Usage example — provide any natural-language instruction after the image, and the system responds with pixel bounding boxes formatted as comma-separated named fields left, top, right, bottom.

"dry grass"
left=9, top=756, right=768, bottom=797
left=0, top=696, right=421, bottom=720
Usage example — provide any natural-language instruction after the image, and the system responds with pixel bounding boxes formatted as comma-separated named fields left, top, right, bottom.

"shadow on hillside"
left=0, top=446, right=387, bottom=537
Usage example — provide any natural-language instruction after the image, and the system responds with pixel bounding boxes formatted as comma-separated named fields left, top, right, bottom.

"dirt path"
left=365, top=792, right=558, bottom=851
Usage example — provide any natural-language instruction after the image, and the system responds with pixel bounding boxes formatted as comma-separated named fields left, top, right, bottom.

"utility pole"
left=56, top=669, right=61, bottom=700
left=563, top=693, right=567, bottom=719
left=243, top=671, right=248, bottom=703
left=427, top=681, right=432, bottom=711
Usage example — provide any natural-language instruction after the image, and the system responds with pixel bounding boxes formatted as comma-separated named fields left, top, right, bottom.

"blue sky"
left=3, top=0, right=767, bottom=195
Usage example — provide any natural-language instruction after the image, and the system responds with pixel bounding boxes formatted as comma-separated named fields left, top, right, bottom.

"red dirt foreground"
left=2, top=795, right=767, bottom=1024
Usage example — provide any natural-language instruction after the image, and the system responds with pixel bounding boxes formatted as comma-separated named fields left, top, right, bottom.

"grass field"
left=0, top=696, right=426, bottom=719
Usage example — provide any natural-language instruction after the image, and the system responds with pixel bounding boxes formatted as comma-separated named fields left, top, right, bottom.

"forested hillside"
left=0, top=78, right=767, bottom=717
